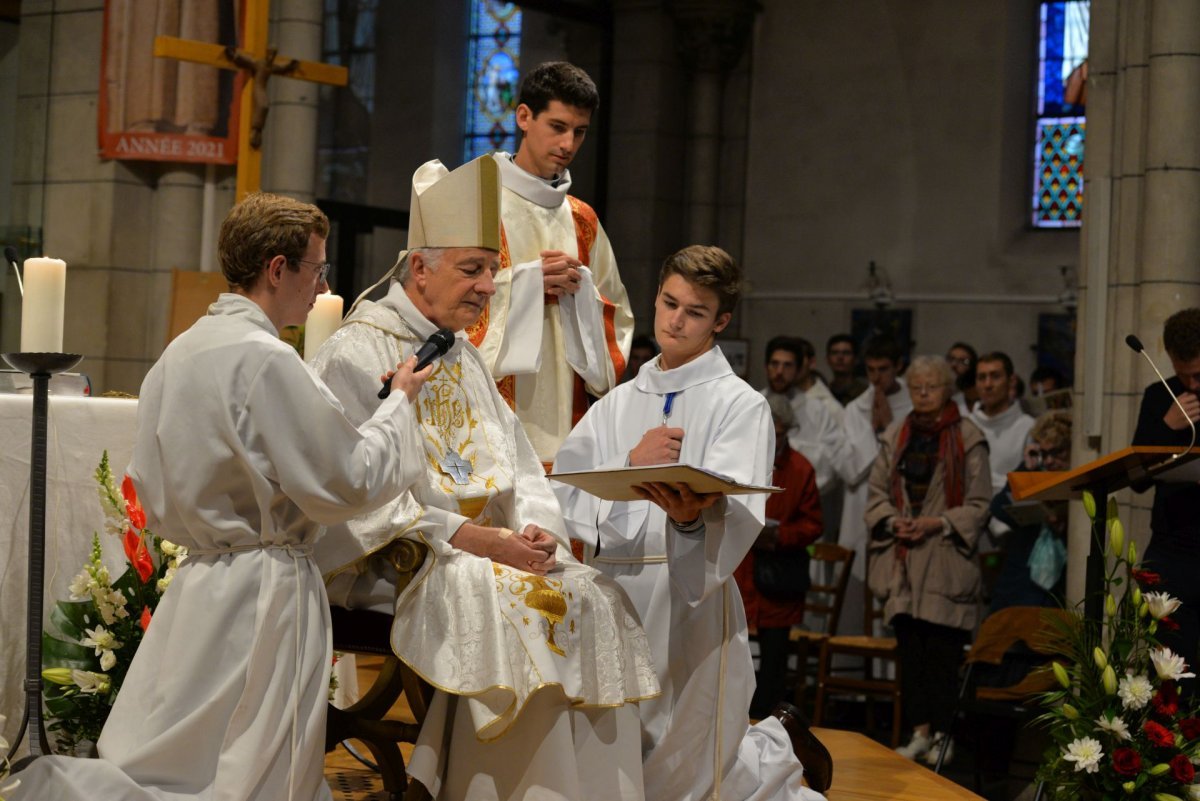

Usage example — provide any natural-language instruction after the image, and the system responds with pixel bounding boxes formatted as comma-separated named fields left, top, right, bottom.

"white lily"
left=1151, top=647, right=1197, bottom=682
left=81, top=625, right=120, bottom=656
left=71, top=669, right=111, bottom=695
left=1062, top=736, right=1103, bottom=773
left=68, top=569, right=92, bottom=599
left=1145, top=591, right=1183, bottom=620
left=1118, top=673, right=1154, bottom=710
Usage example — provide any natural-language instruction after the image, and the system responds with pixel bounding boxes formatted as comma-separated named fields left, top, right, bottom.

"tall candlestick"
left=304, top=292, right=343, bottom=362
left=20, top=258, right=67, bottom=353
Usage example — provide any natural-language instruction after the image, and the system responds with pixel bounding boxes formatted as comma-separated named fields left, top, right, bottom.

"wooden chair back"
left=804, top=542, right=856, bottom=636
left=967, top=606, right=1071, bottom=666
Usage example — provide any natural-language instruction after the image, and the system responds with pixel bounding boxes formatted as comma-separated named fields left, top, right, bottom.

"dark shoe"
left=771, top=701, right=833, bottom=793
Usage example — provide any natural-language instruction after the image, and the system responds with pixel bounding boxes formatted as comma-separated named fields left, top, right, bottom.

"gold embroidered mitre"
left=407, top=156, right=501, bottom=252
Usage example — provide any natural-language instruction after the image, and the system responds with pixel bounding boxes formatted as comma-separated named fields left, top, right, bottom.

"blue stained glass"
left=464, top=1, right=522, bottom=162
left=1033, top=1, right=1088, bottom=228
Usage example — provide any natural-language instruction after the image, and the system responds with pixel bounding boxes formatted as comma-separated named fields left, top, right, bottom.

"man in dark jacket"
left=1133, top=308, right=1200, bottom=672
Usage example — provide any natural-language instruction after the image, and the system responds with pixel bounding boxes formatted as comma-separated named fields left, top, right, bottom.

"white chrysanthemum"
left=1095, top=713, right=1132, bottom=741
left=1063, top=737, right=1103, bottom=773
left=99, top=649, right=117, bottom=671
left=81, top=625, right=120, bottom=656
left=1151, top=647, right=1197, bottom=682
left=1118, top=673, right=1153, bottom=709
left=1145, top=591, right=1183, bottom=620
left=71, top=670, right=111, bottom=695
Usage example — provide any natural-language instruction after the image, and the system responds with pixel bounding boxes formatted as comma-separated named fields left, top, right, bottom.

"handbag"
left=753, top=547, right=812, bottom=602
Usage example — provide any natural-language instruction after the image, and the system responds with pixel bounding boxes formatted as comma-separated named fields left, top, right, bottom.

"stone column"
left=1067, top=0, right=1200, bottom=601
left=262, top=0, right=323, bottom=200
left=667, top=0, right=756, bottom=245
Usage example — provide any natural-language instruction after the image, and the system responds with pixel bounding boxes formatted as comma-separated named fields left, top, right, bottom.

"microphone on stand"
left=378, top=327, right=456, bottom=400
left=1125, top=334, right=1197, bottom=468
left=4, top=245, right=23, bottom=297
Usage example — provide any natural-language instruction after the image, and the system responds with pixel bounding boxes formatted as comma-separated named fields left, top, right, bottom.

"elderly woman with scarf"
left=864, top=355, right=992, bottom=765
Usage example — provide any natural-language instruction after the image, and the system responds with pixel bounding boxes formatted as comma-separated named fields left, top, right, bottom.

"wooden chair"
left=325, top=539, right=434, bottom=801
left=932, top=606, right=1071, bottom=790
left=787, top=542, right=856, bottom=707
left=811, top=582, right=903, bottom=747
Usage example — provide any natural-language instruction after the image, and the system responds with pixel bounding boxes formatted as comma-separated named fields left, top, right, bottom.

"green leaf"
left=41, top=633, right=95, bottom=667
left=50, top=600, right=92, bottom=640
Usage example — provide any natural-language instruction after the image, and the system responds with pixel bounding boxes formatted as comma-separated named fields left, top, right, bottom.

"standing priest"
left=11, top=194, right=430, bottom=801
left=472, top=61, right=633, bottom=465
left=312, top=155, right=659, bottom=801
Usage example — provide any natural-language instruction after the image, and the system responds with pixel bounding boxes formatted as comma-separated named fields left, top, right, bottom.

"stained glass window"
left=1032, top=1, right=1088, bottom=228
left=464, top=1, right=522, bottom=162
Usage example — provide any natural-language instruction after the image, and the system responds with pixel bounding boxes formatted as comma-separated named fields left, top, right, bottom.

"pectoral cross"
left=152, top=0, right=349, bottom=201
left=439, top=451, right=473, bottom=485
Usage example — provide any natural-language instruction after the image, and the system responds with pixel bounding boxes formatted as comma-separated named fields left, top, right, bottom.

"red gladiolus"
left=1111, top=747, right=1142, bottom=777
left=1132, top=569, right=1162, bottom=586
left=1181, top=718, right=1200, bottom=740
left=1172, top=753, right=1196, bottom=783
left=123, top=528, right=155, bottom=584
left=1153, top=682, right=1180, bottom=718
left=122, top=475, right=147, bottom=531
left=1144, top=720, right=1175, bottom=748
left=140, top=605, right=152, bottom=632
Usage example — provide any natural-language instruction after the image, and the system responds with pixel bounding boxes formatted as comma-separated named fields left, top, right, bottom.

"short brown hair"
left=658, top=245, right=741, bottom=315
left=1164, top=308, right=1200, bottom=362
left=218, top=193, right=330, bottom=290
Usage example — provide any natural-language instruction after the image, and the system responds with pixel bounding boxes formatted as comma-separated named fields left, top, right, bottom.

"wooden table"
left=815, top=727, right=985, bottom=800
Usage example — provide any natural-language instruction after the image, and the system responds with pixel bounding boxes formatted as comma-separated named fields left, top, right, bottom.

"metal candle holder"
left=2, top=351, right=83, bottom=761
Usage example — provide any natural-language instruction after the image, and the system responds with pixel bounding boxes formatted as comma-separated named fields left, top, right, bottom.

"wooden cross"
left=152, top=0, right=348, bottom=201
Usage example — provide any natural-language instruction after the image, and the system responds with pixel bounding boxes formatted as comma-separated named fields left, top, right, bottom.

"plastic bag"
left=1027, top=525, right=1067, bottom=591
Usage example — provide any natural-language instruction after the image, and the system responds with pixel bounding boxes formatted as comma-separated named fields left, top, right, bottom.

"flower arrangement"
left=1037, top=492, right=1200, bottom=800
left=0, top=714, right=18, bottom=800
left=40, top=452, right=186, bottom=755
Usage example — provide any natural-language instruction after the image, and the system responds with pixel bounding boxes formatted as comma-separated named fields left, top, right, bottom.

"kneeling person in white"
left=312, top=156, right=658, bottom=801
left=554, top=246, right=825, bottom=801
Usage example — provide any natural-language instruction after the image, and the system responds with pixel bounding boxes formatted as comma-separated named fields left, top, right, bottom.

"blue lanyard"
left=661, top=391, right=678, bottom=426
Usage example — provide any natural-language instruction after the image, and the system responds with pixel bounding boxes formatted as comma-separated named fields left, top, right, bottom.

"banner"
left=98, top=0, right=242, bottom=164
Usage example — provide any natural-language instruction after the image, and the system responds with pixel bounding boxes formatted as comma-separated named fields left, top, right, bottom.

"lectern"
left=1010, top=446, right=1198, bottom=621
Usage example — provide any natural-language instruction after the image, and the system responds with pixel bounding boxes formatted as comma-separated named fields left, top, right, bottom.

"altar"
left=0, top=394, right=138, bottom=752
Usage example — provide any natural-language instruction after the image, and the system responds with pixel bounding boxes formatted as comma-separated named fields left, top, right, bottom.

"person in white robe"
left=836, top=338, right=913, bottom=639
left=10, top=193, right=429, bottom=801
left=968, top=352, right=1034, bottom=495
left=554, top=246, right=827, bottom=801
left=312, top=156, right=658, bottom=801
left=465, top=62, right=633, bottom=464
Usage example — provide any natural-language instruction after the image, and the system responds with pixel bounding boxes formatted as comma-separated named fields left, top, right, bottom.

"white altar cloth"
left=0, top=395, right=137, bottom=754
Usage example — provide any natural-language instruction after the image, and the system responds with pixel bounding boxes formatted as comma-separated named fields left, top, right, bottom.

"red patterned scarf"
left=889, top=402, right=966, bottom=516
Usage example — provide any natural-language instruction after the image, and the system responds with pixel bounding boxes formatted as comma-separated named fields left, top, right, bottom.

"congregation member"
left=623, top=333, right=659, bottom=383
left=312, top=157, right=659, bottom=801
left=1133, top=308, right=1200, bottom=673
left=864, top=355, right=991, bottom=766
left=474, top=61, right=632, bottom=464
left=555, top=246, right=829, bottom=800
left=946, top=341, right=978, bottom=414
left=987, top=411, right=1072, bottom=611
left=1030, top=365, right=1068, bottom=397
left=791, top=336, right=843, bottom=422
left=11, top=194, right=431, bottom=801
left=826, top=333, right=867, bottom=405
left=836, top=336, right=912, bottom=636
left=733, top=394, right=823, bottom=720
left=763, top=336, right=848, bottom=542
left=969, top=351, right=1035, bottom=497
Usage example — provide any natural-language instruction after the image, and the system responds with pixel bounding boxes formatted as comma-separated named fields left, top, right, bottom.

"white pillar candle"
left=20, top=257, right=67, bottom=353
left=303, top=292, right=343, bottom=362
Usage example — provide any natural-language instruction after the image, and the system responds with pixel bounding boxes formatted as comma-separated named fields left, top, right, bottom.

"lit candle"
left=20, top=257, right=67, bottom=353
left=303, top=292, right=343, bottom=362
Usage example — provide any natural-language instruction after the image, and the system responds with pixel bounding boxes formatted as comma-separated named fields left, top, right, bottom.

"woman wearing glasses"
left=863, top=355, right=992, bottom=766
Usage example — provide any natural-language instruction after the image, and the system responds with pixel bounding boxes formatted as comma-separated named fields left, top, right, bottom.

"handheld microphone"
left=3, top=246, right=23, bottom=297
left=378, top=327, right=456, bottom=400
left=1125, top=334, right=1197, bottom=464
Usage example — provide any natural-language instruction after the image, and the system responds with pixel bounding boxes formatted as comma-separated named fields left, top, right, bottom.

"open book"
left=547, top=463, right=782, bottom=502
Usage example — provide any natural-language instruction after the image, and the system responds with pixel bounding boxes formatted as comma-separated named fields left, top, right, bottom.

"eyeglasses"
left=292, top=258, right=331, bottom=283
left=909, top=383, right=947, bottom=395
left=946, top=356, right=972, bottom=366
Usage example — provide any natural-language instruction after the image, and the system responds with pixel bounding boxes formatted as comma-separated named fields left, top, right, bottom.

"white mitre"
left=350, top=155, right=502, bottom=312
